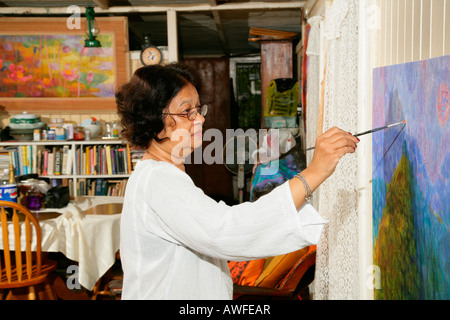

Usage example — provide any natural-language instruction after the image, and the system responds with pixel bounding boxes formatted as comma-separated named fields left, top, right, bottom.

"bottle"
left=0, top=168, right=18, bottom=203
left=9, top=164, right=15, bottom=184
left=47, top=129, right=56, bottom=140
left=33, top=129, right=41, bottom=141
left=105, top=122, right=112, bottom=138
left=112, top=122, right=119, bottom=138
left=41, top=129, right=48, bottom=141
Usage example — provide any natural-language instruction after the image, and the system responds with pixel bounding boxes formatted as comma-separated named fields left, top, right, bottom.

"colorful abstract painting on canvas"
left=0, top=34, right=115, bottom=98
left=372, top=55, right=449, bottom=300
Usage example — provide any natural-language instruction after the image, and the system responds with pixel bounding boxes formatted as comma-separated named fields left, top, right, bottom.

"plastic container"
left=112, top=122, right=119, bottom=138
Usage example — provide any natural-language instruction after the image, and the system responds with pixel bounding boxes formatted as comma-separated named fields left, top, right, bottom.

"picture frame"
left=0, top=17, right=129, bottom=113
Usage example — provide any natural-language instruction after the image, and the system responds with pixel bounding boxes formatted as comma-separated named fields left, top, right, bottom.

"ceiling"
left=0, top=0, right=306, bottom=58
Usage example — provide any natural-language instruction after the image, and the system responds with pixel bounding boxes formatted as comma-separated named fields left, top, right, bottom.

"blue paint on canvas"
left=372, top=55, right=449, bottom=300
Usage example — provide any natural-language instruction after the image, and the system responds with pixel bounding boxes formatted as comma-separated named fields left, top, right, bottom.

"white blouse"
left=120, top=160, right=327, bottom=300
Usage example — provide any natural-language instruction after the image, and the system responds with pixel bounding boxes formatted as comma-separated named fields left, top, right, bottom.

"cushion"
left=254, top=247, right=309, bottom=288
left=228, top=259, right=266, bottom=286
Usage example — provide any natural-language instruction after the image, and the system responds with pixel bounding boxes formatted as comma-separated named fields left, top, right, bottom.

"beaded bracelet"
left=294, top=172, right=312, bottom=201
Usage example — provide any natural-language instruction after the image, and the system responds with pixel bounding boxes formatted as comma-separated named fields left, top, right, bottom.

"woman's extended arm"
left=289, top=127, right=359, bottom=209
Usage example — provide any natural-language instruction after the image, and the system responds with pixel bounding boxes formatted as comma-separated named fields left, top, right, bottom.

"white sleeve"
left=144, top=165, right=327, bottom=261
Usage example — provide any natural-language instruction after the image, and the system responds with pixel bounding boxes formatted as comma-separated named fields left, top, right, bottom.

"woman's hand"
left=304, top=126, right=359, bottom=186
left=290, top=126, right=360, bottom=209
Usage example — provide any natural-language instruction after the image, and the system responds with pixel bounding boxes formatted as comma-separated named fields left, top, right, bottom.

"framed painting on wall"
left=372, top=55, right=449, bottom=300
left=0, top=17, right=129, bottom=113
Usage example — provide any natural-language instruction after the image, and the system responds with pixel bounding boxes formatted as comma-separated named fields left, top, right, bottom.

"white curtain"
left=305, top=16, right=322, bottom=167
left=305, top=16, right=323, bottom=210
left=313, top=0, right=360, bottom=300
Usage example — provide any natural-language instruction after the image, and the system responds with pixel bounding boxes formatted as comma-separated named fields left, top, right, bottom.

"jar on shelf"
left=25, top=184, right=42, bottom=211
left=112, top=122, right=119, bottom=138
left=104, top=122, right=112, bottom=138
left=74, top=126, right=85, bottom=140
left=47, top=129, right=56, bottom=140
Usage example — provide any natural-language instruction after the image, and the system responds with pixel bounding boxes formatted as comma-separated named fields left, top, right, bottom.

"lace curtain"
left=306, top=16, right=323, bottom=210
left=306, top=16, right=322, bottom=167
left=313, top=0, right=361, bottom=300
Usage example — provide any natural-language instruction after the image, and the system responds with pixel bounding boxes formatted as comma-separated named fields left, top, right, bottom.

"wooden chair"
left=0, top=201, right=57, bottom=300
left=233, top=245, right=317, bottom=300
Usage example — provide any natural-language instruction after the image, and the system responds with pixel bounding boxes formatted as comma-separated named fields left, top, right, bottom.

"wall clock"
left=140, top=45, right=162, bottom=65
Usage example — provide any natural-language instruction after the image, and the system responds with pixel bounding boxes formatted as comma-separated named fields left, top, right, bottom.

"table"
left=1, top=196, right=123, bottom=291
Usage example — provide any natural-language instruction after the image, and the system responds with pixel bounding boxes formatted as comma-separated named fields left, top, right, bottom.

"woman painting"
left=116, top=63, right=359, bottom=299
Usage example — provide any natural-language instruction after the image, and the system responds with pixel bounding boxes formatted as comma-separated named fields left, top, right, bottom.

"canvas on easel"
left=372, top=55, right=449, bottom=300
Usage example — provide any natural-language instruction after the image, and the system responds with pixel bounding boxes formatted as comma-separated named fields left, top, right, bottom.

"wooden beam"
left=167, top=9, right=179, bottom=63
left=249, top=27, right=298, bottom=41
left=209, top=0, right=230, bottom=55
left=0, top=2, right=306, bottom=15
left=93, top=0, right=109, bottom=10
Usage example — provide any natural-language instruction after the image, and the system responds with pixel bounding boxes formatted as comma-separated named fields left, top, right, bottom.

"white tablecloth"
left=1, top=196, right=122, bottom=291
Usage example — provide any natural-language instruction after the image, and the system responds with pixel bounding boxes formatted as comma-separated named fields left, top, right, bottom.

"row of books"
left=78, top=178, right=128, bottom=197
left=6, top=145, right=67, bottom=176
left=52, top=178, right=128, bottom=197
left=75, top=144, right=132, bottom=176
left=4, top=144, right=143, bottom=177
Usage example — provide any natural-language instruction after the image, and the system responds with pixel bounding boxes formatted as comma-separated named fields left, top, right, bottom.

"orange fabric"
left=254, top=247, right=309, bottom=288
left=228, top=259, right=266, bottom=286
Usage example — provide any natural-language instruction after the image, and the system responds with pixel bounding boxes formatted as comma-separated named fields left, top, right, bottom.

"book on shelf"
left=4, top=145, right=74, bottom=177
left=54, top=149, right=62, bottom=175
left=77, top=177, right=128, bottom=197
left=0, top=148, right=10, bottom=172
left=74, top=144, right=131, bottom=176
left=1, top=141, right=131, bottom=199
left=77, top=178, right=86, bottom=196
left=130, top=147, right=144, bottom=171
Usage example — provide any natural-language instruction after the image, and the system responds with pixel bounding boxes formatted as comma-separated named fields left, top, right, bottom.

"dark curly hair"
left=116, top=63, right=202, bottom=149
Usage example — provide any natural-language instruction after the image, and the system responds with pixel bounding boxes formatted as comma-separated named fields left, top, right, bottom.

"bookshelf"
left=0, top=139, right=142, bottom=197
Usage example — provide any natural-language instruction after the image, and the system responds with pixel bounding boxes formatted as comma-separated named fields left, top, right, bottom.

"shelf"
left=0, top=139, right=134, bottom=197
left=37, top=174, right=130, bottom=179
left=0, top=138, right=127, bottom=146
left=76, top=174, right=130, bottom=179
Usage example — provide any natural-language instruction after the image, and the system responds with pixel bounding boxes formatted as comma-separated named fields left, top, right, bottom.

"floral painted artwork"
left=0, top=34, right=115, bottom=98
left=372, top=55, right=449, bottom=300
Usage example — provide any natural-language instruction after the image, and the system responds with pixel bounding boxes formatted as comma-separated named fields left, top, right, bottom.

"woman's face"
left=160, top=83, right=205, bottom=162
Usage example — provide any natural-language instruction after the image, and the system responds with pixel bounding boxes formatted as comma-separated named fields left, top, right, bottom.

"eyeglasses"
left=163, top=104, right=208, bottom=121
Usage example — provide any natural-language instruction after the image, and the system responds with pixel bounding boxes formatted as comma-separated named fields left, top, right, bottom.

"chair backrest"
left=276, top=245, right=316, bottom=291
left=0, top=200, right=42, bottom=284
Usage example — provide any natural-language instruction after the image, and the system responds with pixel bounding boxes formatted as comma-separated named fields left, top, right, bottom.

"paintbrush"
left=304, top=120, right=406, bottom=151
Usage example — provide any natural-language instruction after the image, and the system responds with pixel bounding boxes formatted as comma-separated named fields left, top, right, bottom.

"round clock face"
left=140, top=46, right=162, bottom=65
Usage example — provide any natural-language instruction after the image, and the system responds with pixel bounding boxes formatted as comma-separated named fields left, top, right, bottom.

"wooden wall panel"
left=431, top=0, right=446, bottom=57
left=412, top=0, right=422, bottom=62
left=183, top=58, right=233, bottom=202
left=404, top=0, right=414, bottom=63
left=397, top=0, right=406, bottom=64
left=446, top=0, right=450, bottom=54
left=260, top=40, right=293, bottom=127
left=421, top=0, right=432, bottom=60
left=378, top=0, right=449, bottom=67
